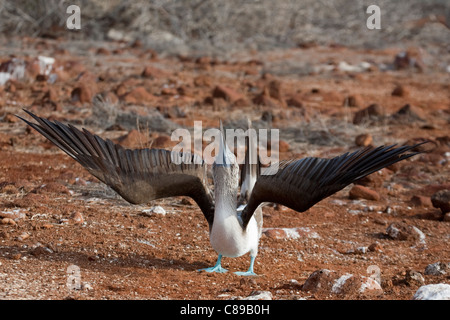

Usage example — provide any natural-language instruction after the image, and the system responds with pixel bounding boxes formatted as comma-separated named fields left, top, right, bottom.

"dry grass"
left=0, top=0, right=449, bottom=55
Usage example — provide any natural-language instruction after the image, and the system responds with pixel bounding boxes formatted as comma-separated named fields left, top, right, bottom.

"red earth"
left=0, top=36, right=449, bottom=300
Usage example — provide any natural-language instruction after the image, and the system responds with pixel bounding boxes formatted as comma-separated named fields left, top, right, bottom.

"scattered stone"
left=346, top=246, right=368, bottom=254
left=0, top=230, right=9, bottom=238
left=14, top=193, right=48, bottom=208
left=1, top=217, right=16, bottom=225
left=391, top=84, right=409, bottom=97
left=193, top=75, right=213, bottom=87
left=424, top=262, right=449, bottom=276
left=30, top=245, right=52, bottom=257
left=69, top=211, right=84, bottom=224
left=286, top=93, right=304, bottom=108
left=179, top=198, right=193, bottom=206
left=0, top=209, right=26, bottom=220
left=267, top=80, right=284, bottom=101
left=353, top=103, right=384, bottom=125
left=431, top=189, right=450, bottom=214
left=253, top=79, right=287, bottom=108
left=116, top=129, right=150, bottom=149
left=81, top=282, right=94, bottom=291
left=386, top=222, right=425, bottom=242
left=444, top=212, right=450, bottom=222
left=122, top=86, right=157, bottom=104
left=391, top=104, right=425, bottom=123
left=17, top=232, right=30, bottom=241
left=302, top=269, right=382, bottom=296
left=12, top=253, right=22, bottom=260
left=150, top=134, right=174, bottom=149
left=393, top=51, right=424, bottom=72
left=96, top=47, right=110, bottom=55
left=253, top=88, right=280, bottom=108
left=343, top=95, right=363, bottom=108
left=42, top=87, right=60, bottom=108
left=33, top=182, right=71, bottom=195
left=413, top=284, right=450, bottom=300
left=349, top=185, right=380, bottom=201
left=242, top=290, right=273, bottom=300
left=355, top=170, right=385, bottom=188
left=263, top=227, right=320, bottom=240
left=410, top=195, right=433, bottom=207
left=417, top=184, right=450, bottom=197
left=142, top=206, right=167, bottom=216
left=355, top=134, right=373, bottom=147
left=212, top=85, right=248, bottom=106
left=368, top=242, right=383, bottom=252
left=302, top=269, right=337, bottom=293
left=405, top=270, right=425, bottom=286
left=141, top=66, right=166, bottom=79
left=338, top=61, right=372, bottom=73
left=71, top=83, right=94, bottom=104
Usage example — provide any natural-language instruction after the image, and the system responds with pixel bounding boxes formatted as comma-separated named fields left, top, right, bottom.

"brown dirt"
left=0, top=35, right=449, bottom=300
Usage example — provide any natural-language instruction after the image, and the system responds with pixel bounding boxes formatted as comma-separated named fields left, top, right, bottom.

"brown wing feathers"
left=18, top=110, right=214, bottom=227
left=19, top=111, right=425, bottom=232
left=241, top=143, right=426, bottom=229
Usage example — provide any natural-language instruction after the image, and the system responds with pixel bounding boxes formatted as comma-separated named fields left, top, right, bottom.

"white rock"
left=106, top=28, right=133, bottom=42
left=262, top=227, right=320, bottom=240
left=38, top=56, right=55, bottom=75
left=338, top=61, right=372, bottom=73
left=142, top=206, right=166, bottom=216
left=359, top=276, right=382, bottom=293
left=242, top=291, right=273, bottom=300
left=0, top=72, right=11, bottom=85
left=412, top=226, right=426, bottom=244
left=331, top=274, right=353, bottom=294
left=81, top=282, right=93, bottom=291
left=0, top=209, right=26, bottom=220
left=413, top=284, right=450, bottom=300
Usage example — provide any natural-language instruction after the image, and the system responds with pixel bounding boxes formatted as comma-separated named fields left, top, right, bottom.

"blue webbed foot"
left=200, top=265, right=228, bottom=273
left=198, top=255, right=228, bottom=273
left=234, top=255, right=257, bottom=276
left=234, top=270, right=257, bottom=276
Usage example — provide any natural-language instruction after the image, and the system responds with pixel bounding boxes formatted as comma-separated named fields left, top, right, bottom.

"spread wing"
left=17, top=110, right=215, bottom=228
left=240, top=143, right=426, bottom=229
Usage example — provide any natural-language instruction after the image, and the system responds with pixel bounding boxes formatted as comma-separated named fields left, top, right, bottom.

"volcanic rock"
left=353, top=104, right=384, bottom=125
left=431, top=189, right=450, bottom=214
left=349, top=185, right=380, bottom=201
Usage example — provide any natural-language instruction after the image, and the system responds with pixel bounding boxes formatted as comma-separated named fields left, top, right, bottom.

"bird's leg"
left=198, top=254, right=228, bottom=273
left=234, top=255, right=257, bottom=276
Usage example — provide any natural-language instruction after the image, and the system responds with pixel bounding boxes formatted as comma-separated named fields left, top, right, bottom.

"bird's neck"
left=214, top=177, right=238, bottom=220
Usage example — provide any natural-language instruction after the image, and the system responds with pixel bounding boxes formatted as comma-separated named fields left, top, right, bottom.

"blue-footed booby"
left=17, top=110, right=427, bottom=276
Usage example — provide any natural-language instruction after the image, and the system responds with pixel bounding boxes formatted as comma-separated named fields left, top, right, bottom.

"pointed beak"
left=216, top=120, right=231, bottom=167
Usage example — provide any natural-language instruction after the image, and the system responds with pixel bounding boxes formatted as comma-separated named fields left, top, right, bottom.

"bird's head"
left=212, top=121, right=239, bottom=189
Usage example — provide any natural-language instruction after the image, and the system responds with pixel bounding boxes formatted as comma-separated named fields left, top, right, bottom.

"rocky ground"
left=0, top=33, right=449, bottom=300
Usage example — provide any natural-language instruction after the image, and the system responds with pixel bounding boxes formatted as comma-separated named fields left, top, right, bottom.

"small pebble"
left=1, top=217, right=16, bottom=225
left=17, top=232, right=30, bottom=241
left=12, top=253, right=22, bottom=260
left=142, top=206, right=166, bottom=216
left=368, top=242, right=383, bottom=252
left=424, top=262, right=449, bottom=276
left=70, top=211, right=84, bottom=224
left=405, top=270, right=425, bottom=286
